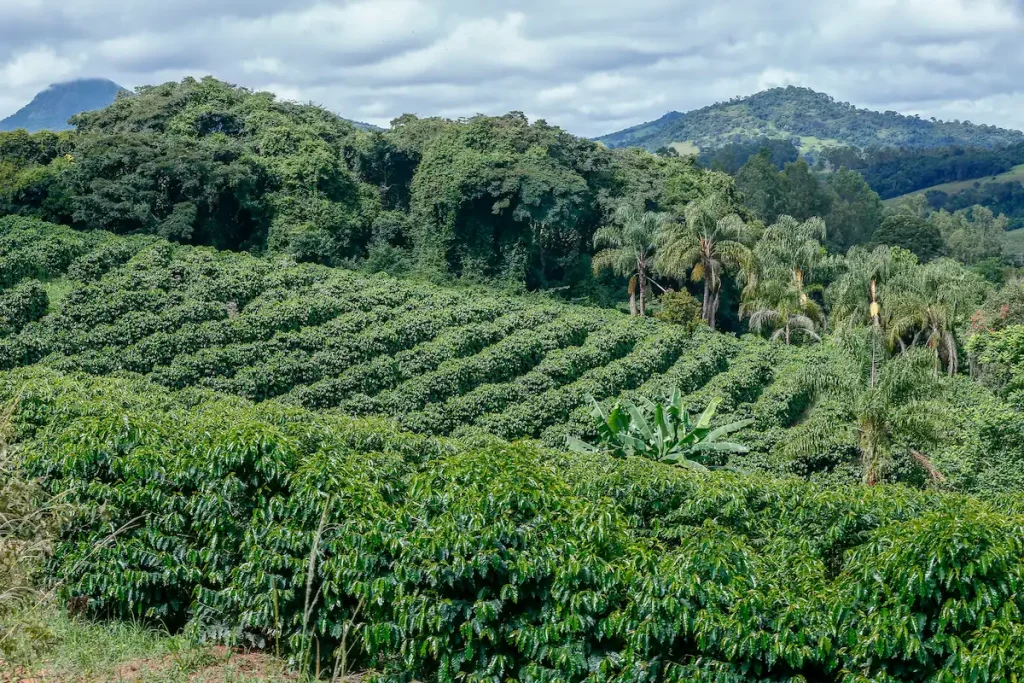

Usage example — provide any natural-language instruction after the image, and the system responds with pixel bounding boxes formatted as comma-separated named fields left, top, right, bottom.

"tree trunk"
left=785, top=323, right=791, bottom=345
left=870, top=278, right=880, bottom=327
left=637, top=262, right=647, bottom=317
left=628, top=274, right=638, bottom=316
left=707, top=286, right=720, bottom=331
left=702, top=278, right=712, bottom=326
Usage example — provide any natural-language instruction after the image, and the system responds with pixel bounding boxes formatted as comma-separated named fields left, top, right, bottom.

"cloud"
left=0, top=0, right=1023, bottom=136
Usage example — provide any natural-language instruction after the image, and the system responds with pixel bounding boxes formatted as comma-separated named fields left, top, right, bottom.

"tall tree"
left=744, top=279, right=825, bottom=344
left=873, top=213, right=946, bottom=263
left=657, top=193, right=755, bottom=330
left=736, top=148, right=789, bottom=224
left=885, top=258, right=989, bottom=375
left=827, top=245, right=910, bottom=330
left=592, top=204, right=671, bottom=316
left=782, top=160, right=833, bottom=221
left=789, top=334, right=946, bottom=485
left=824, top=168, right=883, bottom=251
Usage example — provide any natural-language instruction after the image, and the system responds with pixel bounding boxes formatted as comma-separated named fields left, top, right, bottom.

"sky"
left=2, top=0, right=1024, bottom=137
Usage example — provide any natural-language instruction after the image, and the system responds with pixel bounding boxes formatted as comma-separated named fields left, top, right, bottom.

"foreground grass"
left=0, top=605, right=300, bottom=683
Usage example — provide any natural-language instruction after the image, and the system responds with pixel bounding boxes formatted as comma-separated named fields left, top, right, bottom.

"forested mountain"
left=0, top=78, right=126, bottom=132
left=597, top=86, right=1024, bottom=154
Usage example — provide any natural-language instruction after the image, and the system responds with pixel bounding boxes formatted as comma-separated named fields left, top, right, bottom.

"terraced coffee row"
left=6, top=220, right=762, bottom=437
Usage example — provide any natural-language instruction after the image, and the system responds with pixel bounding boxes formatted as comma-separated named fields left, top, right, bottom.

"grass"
left=885, top=163, right=1024, bottom=204
left=796, top=136, right=845, bottom=155
left=669, top=140, right=700, bottom=156
left=1003, top=227, right=1024, bottom=261
left=0, top=604, right=303, bottom=682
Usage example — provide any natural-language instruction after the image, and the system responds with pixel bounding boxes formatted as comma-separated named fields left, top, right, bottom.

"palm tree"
left=788, top=332, right=946, bottom=485
left=885, top=259, right=989, bottom=375
left=657, top=193, right=755, bottom=330
left=743, top=280, right=825, bottom=344
left=592, top=204, right=671, bottom=317
left=742, top=215, right=834, bottom=344
left=827, top=245, right=900, bottom=330
left=754, top=215, right=834, bottom=292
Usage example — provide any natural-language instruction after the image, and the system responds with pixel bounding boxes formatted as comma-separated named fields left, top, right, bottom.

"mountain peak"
left=596, top=86, right=1024, bottom=153
left=0, top=78, right=128, bottom=133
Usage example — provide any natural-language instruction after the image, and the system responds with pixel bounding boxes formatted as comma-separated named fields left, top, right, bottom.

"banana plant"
left=566, top=389, right=752, bottom=470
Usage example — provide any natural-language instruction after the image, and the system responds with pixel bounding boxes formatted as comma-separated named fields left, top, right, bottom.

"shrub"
left=5, top=369, right=1024, bottom=681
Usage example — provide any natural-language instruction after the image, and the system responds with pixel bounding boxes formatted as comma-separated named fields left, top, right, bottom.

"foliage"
left=592, top=204, right=672, bottom=316
left=657, top=193, right=755, bottom=330
left=596, top=85, right=1023, bottom=152
left=872, top=213, right=946, bottom=262
left=2, top=369, right=1024, bottom=681
left=566, top=390, right=750, bottom=468
left=967, top=325, right=1024, bottom=405
left=787, top=333, right=948, bottom=484
left=653, top=290, right=704, bottom=332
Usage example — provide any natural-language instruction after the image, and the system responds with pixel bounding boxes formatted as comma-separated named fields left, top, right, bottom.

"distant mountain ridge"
left=1, top=78, right=383, bottom=134
left=596, top=86, right=1024, bottom=154
left=0, top=78, right=127, bottom=132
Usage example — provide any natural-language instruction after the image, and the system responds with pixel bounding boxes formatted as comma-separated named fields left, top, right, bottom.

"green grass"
left=1003, top=227, right=1024, bottom=260
left=668, top=140, right=700, bottom=156
left=796, top=135, right=845, bottom=154
left=1, top=604, right=299, bottom=682
left=885, top=163, right=1024, bottom=204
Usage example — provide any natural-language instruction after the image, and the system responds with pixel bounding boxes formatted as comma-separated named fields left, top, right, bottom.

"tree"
left=752, top=215, right=834, bottom=292
left=931, top=205, right=1006, bottom=265
left=827, top=245, right=911, bottom=330
left=885, top=259, right=989, bottom=375
left=873, top=213, right=946, bottom=262
left=592, top=204, right=671, bottom=316
left=657, top=193, right=755, bottom=330
left=743, top=215, right=832, bottom=344
left=789, top=335, right=946, bottom=485
left=744, top=280, right=824, bottom=344
left=824, top=168, right=883, bottom=251
left=736, top=148, right=789, bottom=224
left=782, top=160, right=833, bottom=221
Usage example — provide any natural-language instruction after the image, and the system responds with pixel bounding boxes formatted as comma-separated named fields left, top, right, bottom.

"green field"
left=886, top=163, right=1024, bottom=204
left=1004, top=226, right=1024, bottom=259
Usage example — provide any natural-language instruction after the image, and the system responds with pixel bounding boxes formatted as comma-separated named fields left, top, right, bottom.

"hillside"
left=0, top=78, right=126, bottom=132
left=5, top=218, right=1024, bottom=680
left=596, top=86, right=1024, bottom=153
left=2, top=217, right=1021, bottom=493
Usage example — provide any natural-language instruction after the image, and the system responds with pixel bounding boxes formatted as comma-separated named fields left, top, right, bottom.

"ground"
left=0, top=606, right=311, bottom=683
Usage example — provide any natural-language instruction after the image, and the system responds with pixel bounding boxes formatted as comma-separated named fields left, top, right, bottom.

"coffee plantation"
left=5, top=216, right=1024, bottom=681
left=3, top=368, right=1024, bottom=681
left=3, top=218, right=1021, bottom=494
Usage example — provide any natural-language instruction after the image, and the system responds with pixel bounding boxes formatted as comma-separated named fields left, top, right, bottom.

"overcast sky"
left=2, top=0, right=1024, bottom=137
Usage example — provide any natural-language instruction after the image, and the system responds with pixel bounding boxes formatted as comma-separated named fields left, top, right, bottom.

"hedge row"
left=7, top=368, right=1024, bottom=682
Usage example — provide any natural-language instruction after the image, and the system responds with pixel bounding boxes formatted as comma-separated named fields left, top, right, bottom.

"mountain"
left=0, top=78, right=127, bottom=133
left=596, top=86, right=1024, bottom=154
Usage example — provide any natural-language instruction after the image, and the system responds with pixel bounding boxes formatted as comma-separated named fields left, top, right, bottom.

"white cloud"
left=0, top=47, right=80, bottom=88
left=1, top=0, right=1024, bottom=136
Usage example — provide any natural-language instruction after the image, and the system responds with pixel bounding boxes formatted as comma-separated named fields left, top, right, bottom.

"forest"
left=3, top=77, right=1024, bottom=682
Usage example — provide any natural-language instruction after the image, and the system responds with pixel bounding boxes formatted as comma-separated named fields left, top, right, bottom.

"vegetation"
left=567, top=391, right=751, bottom=468
left=596, top=86, right=1023, bottom=152
left=0, top=369, right=1023, bottom=681
left=3, top=77, right=1024, bottom=681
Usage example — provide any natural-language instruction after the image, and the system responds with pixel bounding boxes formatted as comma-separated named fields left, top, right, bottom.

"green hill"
left=0, top=78, right=127, bottom=132
left=5, top=217, right=1024, bottom=680
left=2, top=216, right=1021, bottom=493
left=596, top=86, right=1024, bottom=153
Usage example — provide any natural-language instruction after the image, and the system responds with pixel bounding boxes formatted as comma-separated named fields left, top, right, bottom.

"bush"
left=6, top=368, right=1024, bottom=681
